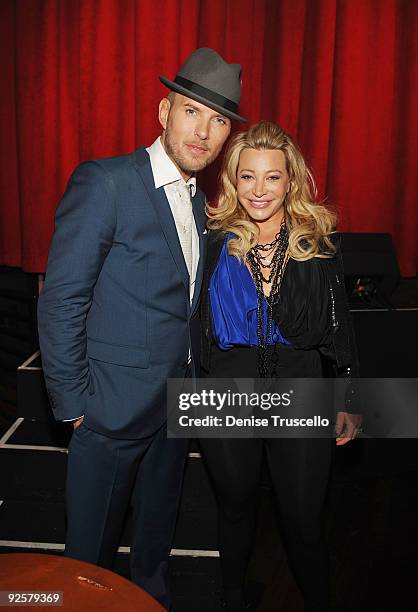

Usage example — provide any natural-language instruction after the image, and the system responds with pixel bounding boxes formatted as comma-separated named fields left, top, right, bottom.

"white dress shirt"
left=146, top=137, right=199, bottom=303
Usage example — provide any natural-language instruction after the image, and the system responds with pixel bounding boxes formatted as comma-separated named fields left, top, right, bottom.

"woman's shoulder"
left=205, top=230, right=228, bottom=275
left=207, top=229, right=227, bottom=245
left=293, top=232, right=341, bottom=268
left=285, top=243, right=340, bottom=290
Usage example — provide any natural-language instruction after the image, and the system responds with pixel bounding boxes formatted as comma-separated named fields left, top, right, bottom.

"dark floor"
left=1, top=281, right=418, bottom=611
left=1, top=406, right=418, bottom=611
left=0, top=261, right=417, bottom=612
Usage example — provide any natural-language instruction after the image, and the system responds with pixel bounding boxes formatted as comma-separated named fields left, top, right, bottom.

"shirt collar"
left=146, top=137, right=197, bottom=197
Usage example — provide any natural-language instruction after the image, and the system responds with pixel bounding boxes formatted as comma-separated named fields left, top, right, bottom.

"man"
left=37, top=48, right=246, bottom=609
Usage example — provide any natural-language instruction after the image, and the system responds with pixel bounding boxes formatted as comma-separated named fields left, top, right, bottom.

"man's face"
left=159, top=93, right=231, bottom=179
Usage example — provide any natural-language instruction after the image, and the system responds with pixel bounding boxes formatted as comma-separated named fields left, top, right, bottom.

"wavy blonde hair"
left=207, top=121, right=336, bottom=260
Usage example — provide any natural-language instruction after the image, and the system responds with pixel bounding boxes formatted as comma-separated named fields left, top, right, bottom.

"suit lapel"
left=132, top=148, right=189, bottom=292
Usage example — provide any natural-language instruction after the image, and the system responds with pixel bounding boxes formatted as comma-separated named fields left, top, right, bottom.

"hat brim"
left=159, top=75, right=247, bottom=123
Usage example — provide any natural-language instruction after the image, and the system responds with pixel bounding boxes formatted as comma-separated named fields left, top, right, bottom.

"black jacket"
left=200, top=231, right=359, bottom=387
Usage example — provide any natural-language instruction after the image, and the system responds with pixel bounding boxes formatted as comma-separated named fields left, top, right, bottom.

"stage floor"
left=1, top=414, right=418, bottom=611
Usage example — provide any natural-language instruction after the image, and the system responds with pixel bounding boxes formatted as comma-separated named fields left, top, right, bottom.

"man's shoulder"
left=71, top=147, right=150, bottom=188
left=90, top=146, right=148, bottom=173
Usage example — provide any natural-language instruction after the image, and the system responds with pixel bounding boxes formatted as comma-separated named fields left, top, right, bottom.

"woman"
left=199, top=121, right=360, bottom=612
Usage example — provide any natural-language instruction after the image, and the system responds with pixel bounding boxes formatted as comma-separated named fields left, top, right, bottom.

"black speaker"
left=339, top=232, right=400, bottom=307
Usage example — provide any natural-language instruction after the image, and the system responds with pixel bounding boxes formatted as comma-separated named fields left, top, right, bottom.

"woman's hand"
left=335, top=411, right=363, bottom=445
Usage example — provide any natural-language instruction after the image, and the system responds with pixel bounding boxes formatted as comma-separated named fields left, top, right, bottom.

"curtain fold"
left=0, top=0, right=416, bottom=275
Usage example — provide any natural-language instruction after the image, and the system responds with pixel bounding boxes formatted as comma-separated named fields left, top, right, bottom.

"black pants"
left=199, top=436, right=332, bottom=610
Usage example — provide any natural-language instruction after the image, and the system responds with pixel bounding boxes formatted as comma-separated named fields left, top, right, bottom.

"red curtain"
left=0, top=0, right=417, bottom=275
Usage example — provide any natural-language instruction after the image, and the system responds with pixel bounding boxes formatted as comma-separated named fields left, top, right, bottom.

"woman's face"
left=236, top=148, right=289, bottom=226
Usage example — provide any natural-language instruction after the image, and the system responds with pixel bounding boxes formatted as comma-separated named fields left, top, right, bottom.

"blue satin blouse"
left=210, top=236, right=291, bottom=350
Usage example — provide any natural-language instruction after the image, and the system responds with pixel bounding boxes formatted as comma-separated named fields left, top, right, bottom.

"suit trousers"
left=199, top=436, right=332, bottom=611
left=65, top=421, right=188, bottom=609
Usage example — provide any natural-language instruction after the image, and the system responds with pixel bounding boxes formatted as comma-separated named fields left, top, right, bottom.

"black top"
left=272, top=255, right=334, bottom=354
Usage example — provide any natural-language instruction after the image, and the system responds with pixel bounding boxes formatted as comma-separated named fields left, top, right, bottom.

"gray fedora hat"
left=160, top=47, right=247, bottom=123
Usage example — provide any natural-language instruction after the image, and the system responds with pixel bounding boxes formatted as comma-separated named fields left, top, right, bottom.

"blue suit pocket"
left=87, top=338, right=150, bottom=368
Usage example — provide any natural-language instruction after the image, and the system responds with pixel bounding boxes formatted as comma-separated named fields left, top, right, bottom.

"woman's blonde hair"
left=207, top=121, right=336, bottom=260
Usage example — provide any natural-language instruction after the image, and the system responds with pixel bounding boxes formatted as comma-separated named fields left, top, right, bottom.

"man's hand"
left=72, top=416, right=84, bottom=429
left=335, top=411, right=363, bottom=446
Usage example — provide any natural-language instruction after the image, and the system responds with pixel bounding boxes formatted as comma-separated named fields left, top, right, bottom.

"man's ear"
left=159, top=98, right=171, bottom=130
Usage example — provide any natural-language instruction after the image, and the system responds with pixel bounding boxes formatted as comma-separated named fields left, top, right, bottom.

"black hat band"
left=174, top=75, right=238, bottom=114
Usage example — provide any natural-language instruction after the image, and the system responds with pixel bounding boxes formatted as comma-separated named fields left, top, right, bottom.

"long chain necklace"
left=246, top=220, right=289, bottom=377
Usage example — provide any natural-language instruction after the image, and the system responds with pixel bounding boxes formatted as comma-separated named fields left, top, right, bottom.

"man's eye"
left=186, top=108, right=196, bottom=115
left=215, top=117, right=226, bottom=125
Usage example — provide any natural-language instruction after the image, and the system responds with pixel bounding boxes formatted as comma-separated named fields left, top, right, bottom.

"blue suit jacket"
left=38, top=147, right=207, bottom=438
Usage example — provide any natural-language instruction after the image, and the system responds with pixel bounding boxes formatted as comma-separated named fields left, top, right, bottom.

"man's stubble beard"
left=163, top=124, right=218, bottom=176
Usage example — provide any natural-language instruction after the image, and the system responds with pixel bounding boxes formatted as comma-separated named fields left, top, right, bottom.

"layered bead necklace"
left=246, top=219, right=289, bottom=377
